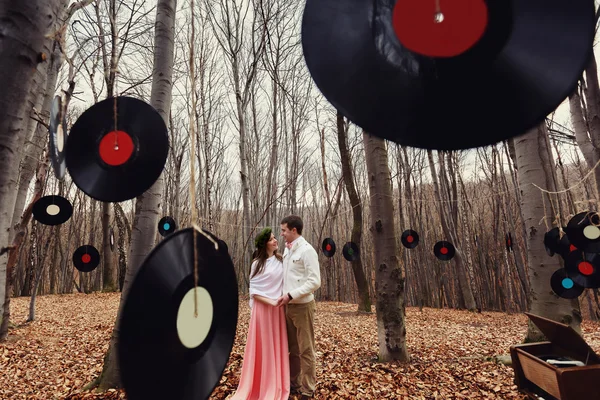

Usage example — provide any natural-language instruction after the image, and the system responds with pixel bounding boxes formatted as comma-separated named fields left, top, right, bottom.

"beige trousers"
left=285, top=300, right=316, bottom=397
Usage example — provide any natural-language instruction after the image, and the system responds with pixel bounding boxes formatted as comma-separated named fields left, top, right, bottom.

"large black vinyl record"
left=401, top=229, right=419, bottom=249
left=434, top=241, right=456, bottom=261
left=32, top=195, right=73, bottom=226
left=73, top=245, right=100, bottom=273
left=322, top=238, right=336, bottom=257
left=564, top=211, right=600, bottom=254
left=65, top=96, right=169, bottom=203
left=49, top=95, right=67, bottom=179
left=342, top=242, right=360, bottom=261
left=119, top=228, right=238, bottom=400
left=564, top=251, right=600, bottom=289
left=301, top=0, right=595, bottom=150
left=550, top=268, right=584, bottom=299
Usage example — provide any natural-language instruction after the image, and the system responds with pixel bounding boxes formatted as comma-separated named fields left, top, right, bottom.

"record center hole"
left=583, top=225, right=600, bottom=240
left=578, top=261, right=594, bottom=276
left=57, top=124, right=64, bottom=152
left=177, top=286, right=213, bottom=349
left=46, top=204, right=60, bottom=216
left=434, top=12, right=444, bottom=23
left=561, top=278, right=574, bottom=290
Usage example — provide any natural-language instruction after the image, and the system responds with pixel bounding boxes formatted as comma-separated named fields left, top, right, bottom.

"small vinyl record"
left=434, top=241, right=456, bottom=261
left=505, top=232, right=513, bottom=252
left=564, top=251, right=600, bottom=289
left=342, top=242, right=360, bottom=261
left=32, top=195, right=73, bottom=226
left=65, top=96, right=169, bottom=203
left=550, top=268, right=584, bottom=299
left=72, top=245, right=100, bottom=273
left=401, top=229, right=419, bottom=249
left=158, top=216, right=177, bottom=237
left=564, top=211, right=600, bottom=254
left=543, top=227, right=562, bottom=257
left=118, top=228, right=238, bottom=400
left=322, top=238, right=336, bottom=257
left=109, top=227, right=115, bottom=252
left=49, top=95, right=67, bottom=179
left=301, top=0, right=594, bottom=150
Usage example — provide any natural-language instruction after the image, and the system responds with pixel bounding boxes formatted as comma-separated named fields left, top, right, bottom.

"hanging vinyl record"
left=118, top=228, right=238, bottom=400
left=158, top=216, right=177, bottom=237
left=32, top=195, right=73, bottom=226
left=434, top=241, right=455, bottom=261
left=342, top=242, right=360, bottom=261
left=550, top=268, right=584, bottom=299
left=49, top=95, right=67, bottom=179
left=301, top=0, right=595, bottom=150
left=557, top=232, right=578, bottom=260
left=65, top=96, right=169, bottom=203
left=543, top=227, right=562, bottom=257
left=564, top=211, right=600, bottom=254
left=109, top=227, right=115, bottom=252
left=73, top=245, right=100, bottom=273
left=401, top=229, right=419, bottom=249
left=564, top=251, right=600, bottom=289
left=322, top=238, right=336, bottom=257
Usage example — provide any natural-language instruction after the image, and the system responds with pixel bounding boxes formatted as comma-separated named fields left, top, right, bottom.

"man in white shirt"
left=276, top=215, right=321, bottom=399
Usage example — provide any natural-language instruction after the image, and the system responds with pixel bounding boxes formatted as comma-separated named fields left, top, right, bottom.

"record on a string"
left=434, top=241, right=455, bottom=261
left=401, top=229, right=419, bottom=249
left=322, top=238, right=336, bottom=257
left=550, top=268, right=584, bottom=299
left=49, top=95, right=67, bottom=179
left=158, top=216, right=177, bottom=237
left=557, top=233, right=578, bottom=261
left=544, top=227, right=562, bottom=257
left=109, top=227, right=115, bottom=252
left=564, top=211, right=600, bottom=253
left=342, top=242, right=360, bottom=261
left=65, top=96, right=169, bottom=203
left=564, top=251, right=600, bottom=289
left=301, top=0, right=595, bottom=150
left=32, top=195, right=73, bottom=226
left=505, top=232, right=513, bottom=252
left=118, top=228, right=238, bottom=400
left=73, top=245, right=100, bottom=273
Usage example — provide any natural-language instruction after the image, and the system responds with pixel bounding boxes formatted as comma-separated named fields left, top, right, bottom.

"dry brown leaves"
left=2, top=293, right=599, bottom=399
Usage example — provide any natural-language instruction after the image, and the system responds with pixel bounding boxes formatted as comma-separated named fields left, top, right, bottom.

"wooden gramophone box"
left=510, top=313, right=600, bottom=400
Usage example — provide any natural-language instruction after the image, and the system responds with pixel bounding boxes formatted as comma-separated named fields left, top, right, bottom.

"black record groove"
left=118, top=228, right=238, bottom=400
left=49, top=95, right=67, bottom=180
left=342, top=242, right=360, bottom=261
left=401, top=229, right=419, bottom=249
left=32, top=195, right=73, bottom=226
left=73, top=245, right=100, bottom=273
left=564, top=251, right=600, bottom=289
left=65, top=96, right=169, bottom=203
left=564, top=211, right=600, bottom=254
left=434, top=241, right=456, bottom=261
left=322, top=238, right=336, bottom=257
left=550, top=268, right=584, bottom=299
left=158, top=216, right=177, bottom=237
left=301, top=0, right=594, bottom=150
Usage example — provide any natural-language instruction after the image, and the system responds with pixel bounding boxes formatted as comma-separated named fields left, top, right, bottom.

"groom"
left=277, top=215, right=321, bottom=399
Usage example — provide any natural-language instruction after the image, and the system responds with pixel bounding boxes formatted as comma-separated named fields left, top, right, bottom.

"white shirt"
left=249, top=255, right=283, bottom=308
left=282, top=236, right=321, bottom=304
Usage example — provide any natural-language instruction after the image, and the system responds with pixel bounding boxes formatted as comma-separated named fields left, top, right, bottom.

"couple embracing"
left=230, top=215, right=321, bottom=400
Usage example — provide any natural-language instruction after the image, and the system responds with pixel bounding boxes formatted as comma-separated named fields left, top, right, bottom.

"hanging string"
left=113, top=66, right=119, bottom=150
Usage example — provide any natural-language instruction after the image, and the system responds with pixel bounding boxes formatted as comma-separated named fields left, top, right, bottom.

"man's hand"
left=276, top=294, right=291, bottom=307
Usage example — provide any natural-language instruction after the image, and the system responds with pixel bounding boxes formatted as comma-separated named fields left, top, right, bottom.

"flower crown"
left=254, top=227, right=272, bottom=249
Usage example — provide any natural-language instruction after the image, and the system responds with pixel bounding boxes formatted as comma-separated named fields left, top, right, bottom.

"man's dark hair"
left=281, top=215, right=303, bottom=235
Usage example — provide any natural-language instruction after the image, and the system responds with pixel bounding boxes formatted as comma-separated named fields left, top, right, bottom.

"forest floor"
left=2, top=293, right=600, bottom=400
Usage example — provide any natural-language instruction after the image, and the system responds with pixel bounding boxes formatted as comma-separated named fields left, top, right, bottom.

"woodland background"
left=1, top=0, right=600, bottom=397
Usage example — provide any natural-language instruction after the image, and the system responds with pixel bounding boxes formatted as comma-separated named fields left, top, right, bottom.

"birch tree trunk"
left=363, top=132, right=409, bottom=361
left=95, top=0, right=177, bottom=390
left=515, top=124, right=581, bottom=341
left=0, top=0, right=65, bottom=333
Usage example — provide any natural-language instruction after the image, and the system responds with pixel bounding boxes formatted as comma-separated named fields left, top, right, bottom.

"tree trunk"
left=514, top=124, right=581, bottom=341
left=336, top=112, right=372, bottom=312
left=363, top=132, right=409, bottom=361
left=0, top=0, right=65, bottom=332
left=96, top=0, right=177, bottom=390
left=101, top=203, right=116, bottom=291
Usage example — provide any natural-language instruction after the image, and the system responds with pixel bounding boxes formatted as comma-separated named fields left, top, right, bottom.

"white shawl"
left=249, top=255, right=283, bottom=308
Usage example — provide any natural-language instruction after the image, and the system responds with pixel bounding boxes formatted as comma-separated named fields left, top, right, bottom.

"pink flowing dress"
left=230, top=256, right=290, bottom=400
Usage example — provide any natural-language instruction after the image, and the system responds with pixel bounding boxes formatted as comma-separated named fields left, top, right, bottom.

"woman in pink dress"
left=230, top=227, right=290, bottom=400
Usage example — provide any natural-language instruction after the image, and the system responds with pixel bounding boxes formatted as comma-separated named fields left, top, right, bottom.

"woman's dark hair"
left=250, top=228, right=282, bottom=279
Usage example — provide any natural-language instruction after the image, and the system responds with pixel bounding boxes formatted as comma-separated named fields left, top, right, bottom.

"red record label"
left=99, top=130, right=135, bottom=166
left=392, top=0, right=488, bottom=58
left=82, top=254, right=91, bottom=263
left=325, top=244, right=331, bottom=251
left=407, top=235, right=414, bottom=243
left=440, top=247, right=448, bottom=255
left=578, top=261, right=594, bottom=276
